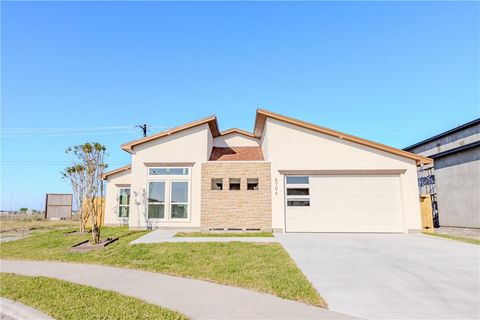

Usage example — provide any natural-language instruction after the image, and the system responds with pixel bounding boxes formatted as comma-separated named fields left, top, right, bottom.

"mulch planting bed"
left=70, top=237, right=118, bottom=252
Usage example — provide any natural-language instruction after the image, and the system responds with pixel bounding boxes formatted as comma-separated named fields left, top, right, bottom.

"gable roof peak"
left=220, top=127, right=257, bottom=138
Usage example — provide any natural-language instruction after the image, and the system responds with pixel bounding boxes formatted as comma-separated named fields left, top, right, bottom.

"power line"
left=1, top=125, right=166, bottom=138
left=1, top=125, right=137, bottom=133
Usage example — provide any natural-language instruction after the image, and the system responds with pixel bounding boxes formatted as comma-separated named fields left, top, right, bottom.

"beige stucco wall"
left=201, top=162, right=272, bottom=230
left=213, top=132, right=260, bottom=147
left=104, top=169, right=131, bottom=226
left=262, top=117, right=422, bottom=233
left=128, top=124, right=210, bottom=229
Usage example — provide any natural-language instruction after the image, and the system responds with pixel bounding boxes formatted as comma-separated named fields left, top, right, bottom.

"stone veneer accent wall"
left=201, top=162, right=272, bottom=231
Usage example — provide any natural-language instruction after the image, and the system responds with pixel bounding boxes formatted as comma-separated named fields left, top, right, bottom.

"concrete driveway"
left=276, top=233, right=480, bottom=320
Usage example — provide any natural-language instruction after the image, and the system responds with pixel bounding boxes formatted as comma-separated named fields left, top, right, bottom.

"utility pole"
left=136, top=124, right=148, bottom=138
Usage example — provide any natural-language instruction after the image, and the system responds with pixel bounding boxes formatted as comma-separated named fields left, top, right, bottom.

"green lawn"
left=424, top=232, right=480, bottom=245
left=175, top=231, right=273, bottom=237
left=0, top=273, right=187, bottom=320
left=0, top=227, right=325, bottom=307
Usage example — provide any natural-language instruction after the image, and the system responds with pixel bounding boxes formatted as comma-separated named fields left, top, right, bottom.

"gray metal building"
left=404, top=119, right=480, bottom=228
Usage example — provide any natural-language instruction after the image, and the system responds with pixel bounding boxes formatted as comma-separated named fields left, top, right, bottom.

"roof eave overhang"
left=254, top=109, right=433, bottom=166
left=102, top=165, right=132, bottom=180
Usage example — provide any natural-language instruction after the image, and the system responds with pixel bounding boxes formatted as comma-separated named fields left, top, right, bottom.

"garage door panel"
left=286, top=175, right=404, bottom=233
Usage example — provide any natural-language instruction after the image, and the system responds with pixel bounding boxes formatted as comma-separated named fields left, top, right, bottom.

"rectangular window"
left=286, top=176, right=310, bottom=207
left=286, top=176, right=309, bottom=184
left=286, top=188, right=309, bottom=196
left=149, top=168, right=189, bottom=175
left=148, top=182, right=165, bottom=219
left=171, top=181, right=188, bottom=219
left=229, top=178, right=241, bottom=190
left=247, top=178, right=259, bottom=190
left=118, top=188, right=130, bottom=218
left=211, top=178, right=223, bottom=190
left=287, top=199, right=311, bottom=207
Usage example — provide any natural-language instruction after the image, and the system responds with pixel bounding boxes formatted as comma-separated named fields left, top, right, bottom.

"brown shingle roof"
left=209, top=147, right=264, bottom=161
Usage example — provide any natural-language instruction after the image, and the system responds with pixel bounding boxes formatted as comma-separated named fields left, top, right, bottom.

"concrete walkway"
left=131, top=229, right=278, bottom=244
left=0, top=260, right=355, bottom=320
left=276, top=233, right=480, bottom=320
left=0, top=297, right=54, bottom=320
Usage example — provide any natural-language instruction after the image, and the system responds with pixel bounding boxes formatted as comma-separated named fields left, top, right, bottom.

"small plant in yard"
left=64, top=142, right=107, bottom=244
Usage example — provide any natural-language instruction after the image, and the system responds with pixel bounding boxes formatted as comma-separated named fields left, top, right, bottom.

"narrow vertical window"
left=171, top=181, right=188, bottom=219
left=118, top=188, right=130, bottom=217
left=286, top=176, right=310, bottom=207
left=148, top=182, right=165, bottom=219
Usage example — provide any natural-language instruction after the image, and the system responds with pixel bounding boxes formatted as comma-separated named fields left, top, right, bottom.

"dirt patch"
left=436, top=227, right=480, bottom=239
left=70, top=237, right=119, bottom=252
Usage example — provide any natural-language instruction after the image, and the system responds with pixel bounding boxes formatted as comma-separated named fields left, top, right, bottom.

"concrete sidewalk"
left=0, top=260, right=356, bottom=320
left=1, top=297, right=54, bottom=320
left=130, top=229, right=278, bottom=244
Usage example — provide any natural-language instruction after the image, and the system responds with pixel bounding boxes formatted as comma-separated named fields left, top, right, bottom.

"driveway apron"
left=276, top=233, right=480, bottom=320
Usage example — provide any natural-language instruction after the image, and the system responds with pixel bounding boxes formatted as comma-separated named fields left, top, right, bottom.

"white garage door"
left=285, top=175, right=404, bottom=233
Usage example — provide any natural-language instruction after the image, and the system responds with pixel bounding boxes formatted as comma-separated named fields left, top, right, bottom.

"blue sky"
left=1, top=1, right=479, bottom=210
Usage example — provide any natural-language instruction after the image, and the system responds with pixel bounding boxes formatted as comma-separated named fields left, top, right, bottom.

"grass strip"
left=0, top=273, right=187, bottom=320
left=424, top=232, right=480, bottom=245
left=0, top=226, right=325, bottom=307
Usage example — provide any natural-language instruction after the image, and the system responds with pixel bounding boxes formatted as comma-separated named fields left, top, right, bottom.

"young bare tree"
left=62, top=164, right=87, bottom=232
left=65, top=142, right=107, bottom=244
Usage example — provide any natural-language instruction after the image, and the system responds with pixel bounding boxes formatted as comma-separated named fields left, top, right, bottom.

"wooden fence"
left=419, top=194, right=434, bottom=233
left=81, top=197, right=105, bottom=227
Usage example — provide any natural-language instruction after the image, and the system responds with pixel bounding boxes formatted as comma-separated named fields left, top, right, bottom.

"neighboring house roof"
left=253, top=109, right=432, bottom=165
left=102, top=164, right=131, bottom=180
left=121, top=115, right=220, bottom=153
left=427, top=140, right=480, bottom=159
left=403, top=118, right=480, bottom=150
left=220, top=128, right=259, bottom=139
left=209, top=147, right=264, bottom=161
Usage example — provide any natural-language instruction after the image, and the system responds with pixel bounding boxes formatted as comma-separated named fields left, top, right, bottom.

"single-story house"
left=103, top=109, right=431, bottom=233
left=404, top=118, right=480, bottom=228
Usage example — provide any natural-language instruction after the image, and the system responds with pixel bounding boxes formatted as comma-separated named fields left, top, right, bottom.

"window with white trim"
left=170, top=181, right=188, bottom=219
left=149, top=168, right=188, bottom=175
left=146, top=166, right=190, bottom=220
left=286, top=176, right=310, bottom=207
left=118, top=188, right=130, bottom=217
left=148, top=181, right=165, bottom=219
